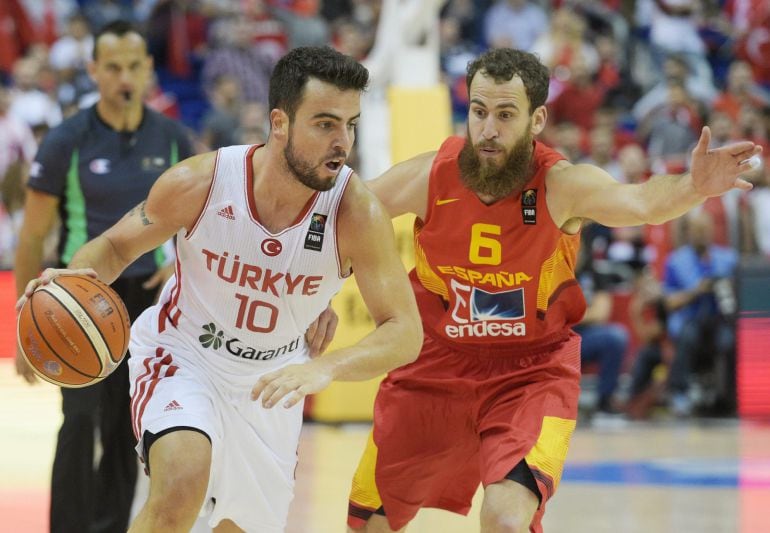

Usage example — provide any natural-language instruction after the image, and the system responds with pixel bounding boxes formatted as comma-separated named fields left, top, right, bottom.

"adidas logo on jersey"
left=217, top=205, right=235, bottom=220
left=163, top=400, right=183, bottom=412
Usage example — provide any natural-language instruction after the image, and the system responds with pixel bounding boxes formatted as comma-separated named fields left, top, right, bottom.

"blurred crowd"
left=1, top=0, right=769, bottom=420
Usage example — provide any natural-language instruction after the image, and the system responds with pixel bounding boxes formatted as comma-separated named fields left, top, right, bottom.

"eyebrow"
left=311, top=112, right=361, bottom=122
left=469, top=98, right=518, bottom=110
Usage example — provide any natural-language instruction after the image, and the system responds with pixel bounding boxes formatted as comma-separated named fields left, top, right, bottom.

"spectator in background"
left=82, top=0, right=135, bottom=30
left=646, top=0, right=713, bottom=89
left=483, top=0, right=548, bottom=51
left=532, top=7, right=599, bottom=81
left=268, top=0, right=329, bottom=48
left=617, top=142, right=650, bottom=184
left=640, top=79, right=703, bottom=168
left=0, top=0, right=37, bottom=80
left=7, top=57, right=63, bottom=136
left=574, top=243, right=629, bottom=418
left=550, top=121, right=585, bottom=162
left=713, top=60, right=770, bottom=122
left=626, top=268, right=669, bottom=419
left=581, top=126, right=623, bottom=180
left=49, top=12, right=96, bottom=114
left=234, top=100, right=268, bottom=144
left=663, top=210, right=738, bottom=416
left=201, top=74, right=242, bottom=150
left=202, top=16, right=275, bottom=105
left=549, top=57, right=607, bottom=131
left=243, top=0, right=289, bottom=63
left=727, top=0, right=770, bottom=86
left=632, top=55, right=715, bottom=125
left=0, top=85, right=37, bottom=267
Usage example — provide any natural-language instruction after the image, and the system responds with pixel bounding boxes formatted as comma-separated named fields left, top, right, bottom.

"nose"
left=481, top=117, right=498, bottom=140
left=333, top=127, right=353, bottom=151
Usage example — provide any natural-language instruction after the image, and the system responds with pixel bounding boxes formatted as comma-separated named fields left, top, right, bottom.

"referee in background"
left=14, top=21, right=193, bottom=533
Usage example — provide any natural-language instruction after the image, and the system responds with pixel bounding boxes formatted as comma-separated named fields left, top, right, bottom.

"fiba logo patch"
left=304, top=213, right=327, bottom=251
left=521, top=189, right=537, bottom=225
left=261, top=238, right=282, bottom=257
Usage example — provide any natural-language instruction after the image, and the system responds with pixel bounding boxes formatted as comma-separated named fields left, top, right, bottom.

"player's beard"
left=284, top=130, right=342, bottom=192
left=458, top=127, right=534, bottom=200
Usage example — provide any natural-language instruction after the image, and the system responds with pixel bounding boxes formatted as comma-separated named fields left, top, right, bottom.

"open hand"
left=250, top=360, right=333, bottom=409
left=690, top=126, right=762, bottom=197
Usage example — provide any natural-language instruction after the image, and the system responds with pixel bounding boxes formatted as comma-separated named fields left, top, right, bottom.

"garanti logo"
left=199, top=323, right=224, bottom=349
left=197, top=323, right=301, bottom=361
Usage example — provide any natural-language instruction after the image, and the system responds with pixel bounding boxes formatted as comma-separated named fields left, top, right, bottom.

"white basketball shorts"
left=128, top=331, right=307, bottom=532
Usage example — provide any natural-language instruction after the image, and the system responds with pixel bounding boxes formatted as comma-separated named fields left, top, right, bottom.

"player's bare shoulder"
left=337, top=173, right=393, bottom=268
left=145, top=151, right=218, bottom=232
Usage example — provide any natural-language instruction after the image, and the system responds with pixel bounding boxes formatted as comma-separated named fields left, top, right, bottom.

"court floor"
left=1, top=359, right=769, bottom=533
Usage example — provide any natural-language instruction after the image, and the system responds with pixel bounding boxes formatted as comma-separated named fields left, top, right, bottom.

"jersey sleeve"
left=27, top=125, right=75, bottom=197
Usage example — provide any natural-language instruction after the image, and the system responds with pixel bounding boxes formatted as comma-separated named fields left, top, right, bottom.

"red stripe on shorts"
left=131, top=350, right=176, bottom=439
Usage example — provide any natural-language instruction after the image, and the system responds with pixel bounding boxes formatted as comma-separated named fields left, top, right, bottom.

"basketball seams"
left=27, top=291, right=103, bottom=379
left=44, top=280, right=110, bottom=374
left=64, top=275, right=130, bottom=361
left=16, top=306, right=99, bottom=388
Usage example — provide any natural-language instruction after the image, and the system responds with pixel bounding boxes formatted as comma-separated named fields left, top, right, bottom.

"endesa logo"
left=445, top=280, right=527, bottom=338
left=261, top=238, right=282, bottom=257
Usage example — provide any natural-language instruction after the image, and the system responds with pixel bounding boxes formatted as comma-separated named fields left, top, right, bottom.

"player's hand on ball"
left=251, top=361, right=334, bottom=409
left=16, top=267, right=98, bottom=312
left=305, top=305, right=338, bottom=358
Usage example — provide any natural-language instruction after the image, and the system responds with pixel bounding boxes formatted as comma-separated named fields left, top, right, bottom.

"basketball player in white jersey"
left=18, top=47, right=423, bottom=532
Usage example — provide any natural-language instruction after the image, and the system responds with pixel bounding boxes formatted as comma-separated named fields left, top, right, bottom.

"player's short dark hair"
left=93, top=20, right=145, bottom=60
left=466, top=48, right=550, bottom=113
left=269, top=46, right=369, bottom=120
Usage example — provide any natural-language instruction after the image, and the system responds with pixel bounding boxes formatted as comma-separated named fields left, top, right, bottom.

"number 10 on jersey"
left=234, top=293, right=278, bottom=333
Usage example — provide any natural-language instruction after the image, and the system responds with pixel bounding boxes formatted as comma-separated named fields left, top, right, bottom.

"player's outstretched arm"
left=251, top=176, right=423, bottom=409
left=367, top=151, right=435, bottom=220
left=549, top=127, right=762, bottom=230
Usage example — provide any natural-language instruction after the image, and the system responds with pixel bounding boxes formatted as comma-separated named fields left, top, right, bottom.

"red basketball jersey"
left=412, top=136, right=586, bottom=355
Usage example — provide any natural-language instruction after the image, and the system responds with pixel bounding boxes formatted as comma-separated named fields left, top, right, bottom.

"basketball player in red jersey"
left=346, top=48, right=762, bottom=532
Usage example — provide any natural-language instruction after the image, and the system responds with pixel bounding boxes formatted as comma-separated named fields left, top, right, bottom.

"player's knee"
left=480, top=508, right=531, bottom=533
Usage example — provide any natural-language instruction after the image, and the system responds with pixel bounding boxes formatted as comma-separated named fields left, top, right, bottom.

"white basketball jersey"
left=132, top=144, right=351, bottom=375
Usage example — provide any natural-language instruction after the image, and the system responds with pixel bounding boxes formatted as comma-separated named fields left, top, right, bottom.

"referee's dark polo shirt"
left=27, top=105, right=194, bottom=278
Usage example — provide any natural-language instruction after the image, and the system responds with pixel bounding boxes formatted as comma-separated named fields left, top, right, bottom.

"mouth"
left=479, top=147, right=501, bottom=157
left=324, top=158, right=344, bottom=172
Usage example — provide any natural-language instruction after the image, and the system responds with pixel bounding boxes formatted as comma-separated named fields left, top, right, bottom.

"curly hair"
left=466, top=48, right=550, bottom=113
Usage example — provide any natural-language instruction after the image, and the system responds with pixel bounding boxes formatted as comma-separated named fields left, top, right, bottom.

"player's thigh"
left=146, top=429, right=212, bottom=505
left=480, top=479, right=538, bottom=531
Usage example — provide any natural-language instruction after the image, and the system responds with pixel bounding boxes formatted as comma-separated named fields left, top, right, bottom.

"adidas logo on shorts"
left=217, top=205, right=235, bottom=220
left=163, top=400, right=183, bottom=412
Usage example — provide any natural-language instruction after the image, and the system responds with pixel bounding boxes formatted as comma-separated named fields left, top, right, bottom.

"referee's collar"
left=91, top=103, right=148, bottom=134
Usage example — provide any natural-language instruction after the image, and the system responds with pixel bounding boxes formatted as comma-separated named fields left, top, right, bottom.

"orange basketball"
left=17, top=274, right=131, bottom=388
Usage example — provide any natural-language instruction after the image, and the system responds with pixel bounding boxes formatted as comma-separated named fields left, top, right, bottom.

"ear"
left=86, top=60, right=97, bottom=83
left=530, top=105, right=547, bottom=136
left=270, top=109, right=288, bottom=140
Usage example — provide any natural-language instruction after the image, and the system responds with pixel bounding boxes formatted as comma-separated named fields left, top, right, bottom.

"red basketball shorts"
left=348, top=332, right=581, bottom=532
